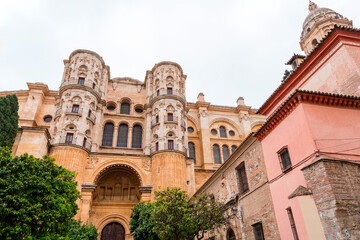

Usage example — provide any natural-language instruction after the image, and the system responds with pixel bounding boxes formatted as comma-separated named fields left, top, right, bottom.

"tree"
left=130, top=201, right=160, bottom=240
left=67, top=219, right=98, bottom=240
left=0, top=148, right=81, bottom=239
left=130, top=188, right=227, bottom=240
left=0, top=95, right=19, bottom=148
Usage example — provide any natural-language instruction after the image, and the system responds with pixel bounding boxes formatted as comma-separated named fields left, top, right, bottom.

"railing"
left=151, top=119, right=160, bottom=128
left=54, top=136, right=92, bottom=151
left=65, top=107, right=83, bottom=115
left=148, top=89, right=185, bottom=102
left=164, top=116, right=178, bottom=123
left=54, top=109, right=61, bottom=117
left=60, top=79, right=102, bottom=98
left=87, top=112, right=96, bottom=123
left=150, top=142, right=187, bottom=155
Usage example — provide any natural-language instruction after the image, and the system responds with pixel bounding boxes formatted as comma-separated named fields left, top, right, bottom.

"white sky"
left=1, top=0, right=359, bottom=108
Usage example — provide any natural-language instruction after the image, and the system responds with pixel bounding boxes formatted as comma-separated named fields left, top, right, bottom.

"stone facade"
left=1, top=50, right=265, bottom=239
left=302, top=159, right=360, bottom=240
left=195, top=135, right=280, bottom=240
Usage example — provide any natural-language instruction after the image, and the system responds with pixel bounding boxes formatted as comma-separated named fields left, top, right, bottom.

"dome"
left=300, top=1, right=351, bottom=40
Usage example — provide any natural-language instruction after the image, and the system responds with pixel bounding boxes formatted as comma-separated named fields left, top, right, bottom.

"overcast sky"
left=1, top=0, right=359, bottom=108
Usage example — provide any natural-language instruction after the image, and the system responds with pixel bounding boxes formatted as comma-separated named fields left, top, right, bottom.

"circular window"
left=135, top=108, right=143, bottom=113
left=211, top=129, right=217, bottom=135
left=43, top=115, right=53, bottom=122
left=229, top=130, right=235, bottom=136
left=106, top=102, right=116, bottom=111
left=187, top=127, right=194, bottom=133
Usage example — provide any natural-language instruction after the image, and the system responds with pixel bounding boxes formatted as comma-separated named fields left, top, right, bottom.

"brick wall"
left=302, top=159, right=360, bottom=240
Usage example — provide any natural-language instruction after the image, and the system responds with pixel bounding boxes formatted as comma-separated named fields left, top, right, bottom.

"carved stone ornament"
left=239, top=112, right=250, bottom=122
left=199, top=109, right=208, bottom=117
left=142, top=158, right=151, bottom=171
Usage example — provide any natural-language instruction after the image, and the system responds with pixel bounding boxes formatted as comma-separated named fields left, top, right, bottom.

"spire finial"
left=308, top=1, right=318, bottom=12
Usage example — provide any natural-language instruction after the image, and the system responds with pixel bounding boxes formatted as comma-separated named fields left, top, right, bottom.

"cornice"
left=258, top=26, right=360, bottom=116
left=255, top=90, right=360, bottom=141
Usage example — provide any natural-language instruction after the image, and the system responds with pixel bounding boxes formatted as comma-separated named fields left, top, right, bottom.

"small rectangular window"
left=167, top=113, right=173, bottom=121
left=168, top=140, right=174, bottom=150
left=92, top=83, right=96, bottom=89
left=252, top=222, right=265, bottom=240
left=156, top=115, right=159, bottom=123
left=78, top=77, right=85, bottom=85
left=157, top=89, right=160, bottom=96
left=155, top=142, right=159, bottom=151
left=72, top=104, right=79, bottom=113
left=65, top=133, right=73, bottom=144
left=287, top=207, right=299, bottom=240
left=167, top=87, right=173, bottom=95
left=278, top=147, right=292, bottom=171
left=236, top=162, right=249, bottom=194
left=88, top=110, right=92, bottom=118
left=82, top=137, right=87, bottom=147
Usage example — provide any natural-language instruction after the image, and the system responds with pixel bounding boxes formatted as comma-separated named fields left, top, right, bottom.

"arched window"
left=117, top=124, right=128, bottom=147
left=220, top=126, right=227, bottom=138
left=132, top=125, right=142, bottom=148
left=213, top=144, right=221, bottom=164
left=188, top=142, right=196, bottom=162
left=223, top=145, right=230, bottom=161
left=228, top=229, right=236, bottom=240
left=231, top=145, right=237, bottom=153
left=102, top=122, right=114, bottom=146
left=120, top=102, right=130, bottom=114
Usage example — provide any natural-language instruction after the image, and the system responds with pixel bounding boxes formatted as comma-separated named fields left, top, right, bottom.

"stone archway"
left=100, top=222, right=125, bottom=240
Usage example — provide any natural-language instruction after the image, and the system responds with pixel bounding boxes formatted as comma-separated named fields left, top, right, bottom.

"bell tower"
left=300, top=1, right=352, bottom=55
left=50, top=50, right=109, bottom=185
left=144, top=62, right=191, bottom=196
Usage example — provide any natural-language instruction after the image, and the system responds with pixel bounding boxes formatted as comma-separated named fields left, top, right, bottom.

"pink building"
left=255, top=2, right=360, bottom=240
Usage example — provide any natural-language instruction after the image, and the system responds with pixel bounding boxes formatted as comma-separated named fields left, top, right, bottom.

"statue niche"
left=93, top=168, right=140, bottom=202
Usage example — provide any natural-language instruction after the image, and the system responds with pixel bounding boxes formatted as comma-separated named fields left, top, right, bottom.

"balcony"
left=164, top=116, right=178, bottom=123
left=65, top=107, right=83, bottom=116
left=60, top=79, right=102, bottom=99
left=151, top=119, right=160, bottom=128
left=53, top=136, right=92, bottom=151
left=150, top=142, right=187, bottom=155
left=148, top=89, right=186, bottom=104
left=86, top=111, right=96, bottom=124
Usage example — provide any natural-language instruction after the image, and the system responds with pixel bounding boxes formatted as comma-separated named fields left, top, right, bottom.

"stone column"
left=196, top=93, right=212, bottom=167
left=79, top=183, right=96, bottom=221
left=113, top=125, right=118, bottom=147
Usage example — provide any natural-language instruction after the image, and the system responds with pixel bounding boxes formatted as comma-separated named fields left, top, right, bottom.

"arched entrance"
left=228, top=228, right=236, bottom=240
left=101, top=222, right=125, bottom=240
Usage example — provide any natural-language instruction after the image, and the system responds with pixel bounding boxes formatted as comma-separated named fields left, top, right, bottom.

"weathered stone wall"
left=302, top=159, right=360, bottom=240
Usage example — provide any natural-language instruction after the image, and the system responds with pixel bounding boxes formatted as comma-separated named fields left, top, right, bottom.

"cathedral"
left=1, top=1, right=360, bottom=240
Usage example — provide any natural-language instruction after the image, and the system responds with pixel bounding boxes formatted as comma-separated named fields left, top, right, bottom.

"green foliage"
left=67, top=219, right=98, bottom=240
left=0, top=148, right=81, bottom=239
left=130, top=201, right=160, bottom=240
left=130, top=188, right=227, bottom=240
left=0, top=95, right=19, bottom=148
left=282, top=69, right=291, bottom=81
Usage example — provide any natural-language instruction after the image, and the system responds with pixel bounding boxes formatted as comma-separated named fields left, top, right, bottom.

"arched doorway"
left=228, top=228, right=236, bottom=240
left=101, top=222, right=125, bottom=240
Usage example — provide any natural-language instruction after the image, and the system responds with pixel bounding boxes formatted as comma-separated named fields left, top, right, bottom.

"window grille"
left=78, top=77, right=85, bottom=85
left=167, top=87, right=173, bottom=95
left=220, top=126, right=227, bottom=138
left=117, top=124, right=128, bottom=147
left=213, top=144, right=221, bottom=164
left=237, top=162, right=249, bottom=194
left=120, top=102, right=130, bottom=114
left=167, top=113, right=173, bottom=121
left=72, top=104, right=79, bottom=113
left=168, top=140, right=174, bottom=150
left=132, top=125, right=142, bottom=148
left=222, top=145, right=229, bottom=161
left=102, top=123, right=114, bottom=146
